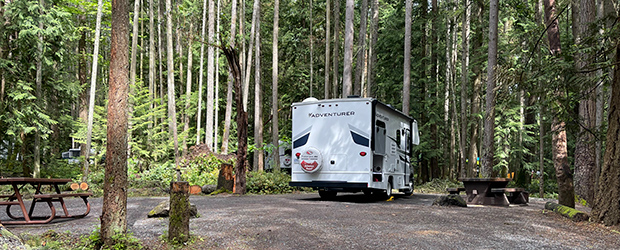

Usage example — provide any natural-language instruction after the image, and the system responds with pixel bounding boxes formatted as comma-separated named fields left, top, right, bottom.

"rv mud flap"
left=289, top=181, right=367, bottom=189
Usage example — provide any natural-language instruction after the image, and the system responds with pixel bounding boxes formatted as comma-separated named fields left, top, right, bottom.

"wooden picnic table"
left=459, top=178, right=511, bottom=206
left=0, top=177, right=92, bottom=225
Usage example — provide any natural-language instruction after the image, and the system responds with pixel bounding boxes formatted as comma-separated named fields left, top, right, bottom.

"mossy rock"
left=147, top=200, right=198, bottom=218
left=432, top=194, right=468, bottom=207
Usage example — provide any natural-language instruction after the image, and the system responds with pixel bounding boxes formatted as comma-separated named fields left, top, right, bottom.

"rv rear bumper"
left=289, top=181, right=368, bottom=189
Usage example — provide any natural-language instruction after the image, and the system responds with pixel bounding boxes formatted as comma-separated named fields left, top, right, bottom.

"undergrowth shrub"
left=246, top=171, right=307, bottom=194
left=415, top=178, right=462, bottom=194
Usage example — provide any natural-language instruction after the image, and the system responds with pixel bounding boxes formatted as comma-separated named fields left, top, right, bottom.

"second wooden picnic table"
left=0, top=177, right=92, bottom=225
left=459, top=178, right=511, bottom=206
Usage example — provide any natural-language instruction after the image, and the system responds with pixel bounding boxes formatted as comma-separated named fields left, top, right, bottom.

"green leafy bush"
left=246, top=171, right=306, bottom=194
left=415, top=178, right=462, bottom=194
left=182, top=155, right=233, bottom=187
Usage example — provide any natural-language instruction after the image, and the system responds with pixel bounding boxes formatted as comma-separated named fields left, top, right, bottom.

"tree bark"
left=342, top=0, right=353, bottom=97
left=221, top=0, right=238, bottom=154
left=206, top=0, right=215, bottom=147
left=273, top=0, right=280, bottom=171
left=128, top=0, right=140, bottom=159
left=467, top=0, right=484, bottom=177
left=332, top=0, right=341, bottom=98
left=196, top=0, right=207, bottom=144
left=83, top=0, right=103, bottom=182
left=157, top=0, right=164, bottom=132
left=366, top=0, right=378, bottom=98
left=324, top=0, right=330, bottom=99
left=573, top=0, right=597, bottom=205
left=592, top=40, right=620, bottom=226
left=402, top=0, right=412, bottom=114
left=243, top=0, right=260, bottom=112
left=183, top=23, right=194, bottom=157
left=544, top=0, right=574, bottom=208
left=253, top=2, right=263, bottom=171
left=166, top=0, right=180, bottom=169
left=148, top=0, right=155, bottom=144
left=354, top=0, right=368, bottom=96
left=482, top=0, right=499, bottom=178
left=539, top=101, right=545, bottom=198
left=168, top=181, right=190, bottom=243
left=34, top=0, right=44, bottom=178
left=459, top=0, right=471, bottom=179
left=101, top=0, right=130, bottom=245
left=222, top=47, right=247, bottom=194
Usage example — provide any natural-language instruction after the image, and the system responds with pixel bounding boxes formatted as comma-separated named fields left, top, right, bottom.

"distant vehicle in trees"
left=289, top=97, right=420, bottom=199
left=265, top=140, right=292, bottom=174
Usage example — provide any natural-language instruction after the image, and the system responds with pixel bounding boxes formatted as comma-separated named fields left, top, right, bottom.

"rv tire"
left=403, top=182, right=414, bottom=195
left=318, top=190, right=337, bottom=200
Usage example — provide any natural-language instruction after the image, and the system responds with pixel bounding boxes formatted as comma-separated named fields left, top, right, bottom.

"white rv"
left=289, top=97, right=420, bottom=199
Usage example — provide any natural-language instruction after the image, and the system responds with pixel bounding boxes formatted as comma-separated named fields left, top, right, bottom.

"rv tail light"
left=295, top=152, right=301, bottom=158
left=359, top=152, right=367, bottom=156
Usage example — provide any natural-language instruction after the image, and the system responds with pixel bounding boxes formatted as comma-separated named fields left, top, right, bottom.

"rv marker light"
left=295, top=152, right=301, bottom=158
left=360, top=152, right=367, bottom=156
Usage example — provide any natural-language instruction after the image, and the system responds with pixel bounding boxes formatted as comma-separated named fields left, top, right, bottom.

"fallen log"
left=544, top=202, right=589, bottom=222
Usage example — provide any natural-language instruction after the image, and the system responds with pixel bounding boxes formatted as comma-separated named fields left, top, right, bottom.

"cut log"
left=189, top=185, right=202, bottom=195
left=217, top=163, right=234, bottom=192
left=70, top=182, right=80, bottom=191
left=79, top=182, right=89, bottom=190
left=169, top=181, right=190, bottom=243
left=544, top=202, right=589, bottom=222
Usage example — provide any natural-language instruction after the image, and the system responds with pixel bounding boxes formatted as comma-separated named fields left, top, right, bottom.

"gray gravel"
left=3, top=193, right=618, bottom=249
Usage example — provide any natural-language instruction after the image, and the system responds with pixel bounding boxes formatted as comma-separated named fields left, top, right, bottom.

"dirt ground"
left=3, top=192, right=619, bottom=249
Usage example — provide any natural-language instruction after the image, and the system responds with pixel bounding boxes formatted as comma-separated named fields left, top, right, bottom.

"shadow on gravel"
left=297, top=192, right=439, bottom=206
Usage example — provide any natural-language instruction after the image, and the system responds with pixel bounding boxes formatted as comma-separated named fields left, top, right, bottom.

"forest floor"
left=4, top=192, right=619, bottom=249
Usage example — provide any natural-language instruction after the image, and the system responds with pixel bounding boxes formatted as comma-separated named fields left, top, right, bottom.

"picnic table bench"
left=491, top=187, right=529, bottom=205
left=0, top=178, right=92, bottom=224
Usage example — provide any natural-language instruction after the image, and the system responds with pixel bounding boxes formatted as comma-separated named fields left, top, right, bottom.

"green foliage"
left=415, top=178, right=462, bottom=194
left=77, top=228, right=143, bottom=250
left=182, top=154, right=234, bottom=187
left=246, top=171, right=308, bottom=194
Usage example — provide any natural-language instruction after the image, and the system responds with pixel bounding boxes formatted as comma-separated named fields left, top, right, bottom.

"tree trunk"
left=222, top=47, right=247, bottom=194
left=310, top=0, right=314, bottom=96
left=158, top=0, right=165, bottom=132
left=592, top=40, right=620, bottom=226
left=206, top=0, right=215, bottom=148
left=166, top=0, right=179, bottom=169
left=573, top=0, right=596, bottom=205
left=273, top=0, right=280, bottom=171
left=459, top=0, right=471, bottom=179
left=34, top=0, right=44, bottom=178
left=168, top=181, right=190, bottom=243
left=482, top=0, right=499, bottom=178
left=366, top=0, right=378, bottom=98
left=221, top=0, right=238, bottom=154
left=354, top=0, right=368, bottom=96
left=128, top=0, right=140, bottom=159
left=78, top=12, right=88, bottom=171
left=101, top=0, right=130, bottom=245
left=196, top=0, right=207, bottom=144
left=539, top=101, right=545, bottom=198
left=544, top=0, right=574, bottom=208
left=402, top=0, right=412, bottom=114
left=332, top=0, right=340, bottom=98
left=342, top=0, right=353, bottom=97
left=243, top=0, right=259, bottom=112
left=253, top=2, right=263, bottom=171
left=214, top=0, right=221, bottom=153
left=148, top=0, right=155, bottom=144
left=324, top=0, right=330, bottom=99
left=467, top=0, right=484, bottom=177
left=183, top=23, right=194, bottom=157
left=83, top=0, right=103, bottom=183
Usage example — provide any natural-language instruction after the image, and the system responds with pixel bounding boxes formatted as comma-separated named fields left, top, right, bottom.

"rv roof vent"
left=302, top=97, right=319, bottom=103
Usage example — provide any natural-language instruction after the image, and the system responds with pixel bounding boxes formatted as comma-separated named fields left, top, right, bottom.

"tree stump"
left=169, top=181, right=190, bottom=243
left=189, top=185, right=202, bottom=195
left=217, top=163, right=234, bottom=191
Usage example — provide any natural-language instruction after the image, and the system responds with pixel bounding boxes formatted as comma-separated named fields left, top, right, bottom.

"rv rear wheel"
left=403, top=181, right=414, bottom=195
left=318, top=190, right=337, bottom=200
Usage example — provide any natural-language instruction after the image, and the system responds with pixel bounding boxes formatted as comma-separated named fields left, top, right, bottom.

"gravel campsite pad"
left=4, top=193, right=619, bottom=249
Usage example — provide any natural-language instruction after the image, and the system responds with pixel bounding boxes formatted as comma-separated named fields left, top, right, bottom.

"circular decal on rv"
left=299, top=147, right=323, bottom=173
